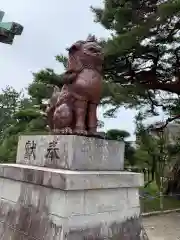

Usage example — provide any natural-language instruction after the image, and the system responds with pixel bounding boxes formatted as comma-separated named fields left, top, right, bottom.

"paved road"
left=143, top=212, right=180, bottom=240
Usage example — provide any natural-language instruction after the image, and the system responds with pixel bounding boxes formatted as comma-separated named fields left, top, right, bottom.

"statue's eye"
left=89, top=47, right=98, bottom=53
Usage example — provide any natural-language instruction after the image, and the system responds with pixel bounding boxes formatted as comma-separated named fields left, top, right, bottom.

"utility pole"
left=0, top=10, right=23, bottom=44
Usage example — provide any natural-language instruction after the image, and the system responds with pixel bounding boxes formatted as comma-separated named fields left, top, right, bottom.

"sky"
left=0, top=0, right=139, bottom=140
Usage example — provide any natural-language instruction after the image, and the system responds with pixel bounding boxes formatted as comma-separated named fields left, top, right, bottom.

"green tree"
left=0, top=86, right=20, bottom=141
left=135, top=114, right=180, bottom=186
left=92, top=0, right=180, bottom=122
left=105, top=129, right=130, bottom=140
left=105, top=129, right=136, bottom=166
left=0, top=86, right=48, bottom=162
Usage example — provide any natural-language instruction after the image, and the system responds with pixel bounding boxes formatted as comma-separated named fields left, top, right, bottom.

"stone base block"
left=0, top=164, right=146, bottom=239
left=0, top=163, right=143, bottom=190
left=16, top=135, right=125, bottom=170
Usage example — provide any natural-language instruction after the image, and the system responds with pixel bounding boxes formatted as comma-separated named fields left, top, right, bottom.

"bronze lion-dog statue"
left=46, top=35, right=104, bottom=137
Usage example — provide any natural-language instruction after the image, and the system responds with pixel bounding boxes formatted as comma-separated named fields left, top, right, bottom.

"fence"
left=125, top=167, right=155, bottom=184
left=125, top=167, right=180, bottom=213
left=140, top=191, right=180, bottom=213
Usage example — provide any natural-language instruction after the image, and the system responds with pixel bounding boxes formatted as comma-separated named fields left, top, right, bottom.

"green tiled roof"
left=0, top=10, right=23, bottom=44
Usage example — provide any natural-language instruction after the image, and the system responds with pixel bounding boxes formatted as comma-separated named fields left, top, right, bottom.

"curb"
left=142, top=208, right=180, bottom=217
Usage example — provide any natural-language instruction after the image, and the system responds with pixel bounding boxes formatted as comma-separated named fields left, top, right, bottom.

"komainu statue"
left=46, top=35, right=104, bottom=136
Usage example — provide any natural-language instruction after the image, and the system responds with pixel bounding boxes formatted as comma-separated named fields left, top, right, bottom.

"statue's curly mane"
left=66, top=35, right=103, bottom=77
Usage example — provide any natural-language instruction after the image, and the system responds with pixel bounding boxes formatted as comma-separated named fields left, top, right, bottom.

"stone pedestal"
left=0, top=135, right=145, bottom=239
left=17, top=135, right=125, bottom=170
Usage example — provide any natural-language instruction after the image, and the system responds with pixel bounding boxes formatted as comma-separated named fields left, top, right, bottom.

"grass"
left=140, top=182, right=180, bottom=213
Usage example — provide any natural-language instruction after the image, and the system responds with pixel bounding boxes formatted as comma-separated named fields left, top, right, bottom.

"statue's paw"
left=60, top=127, right=73, bottom=134
left=73, top=129, right=88, bottom=136
left=53, top=128, right=73, bottom=135
left=88, top=131, right=105, bottom=139
left=53, top=129, right=61, bottom=134
left=88, top=131, right=98, bottom=136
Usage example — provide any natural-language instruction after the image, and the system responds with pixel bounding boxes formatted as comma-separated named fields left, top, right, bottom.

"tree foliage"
left=0, top=86, right=47, bottom=162
left=134, top=113, right=180, bottom=190
left=92, top=0, right=180, bottom=121
left=105, top=129, right=130, bottom=140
